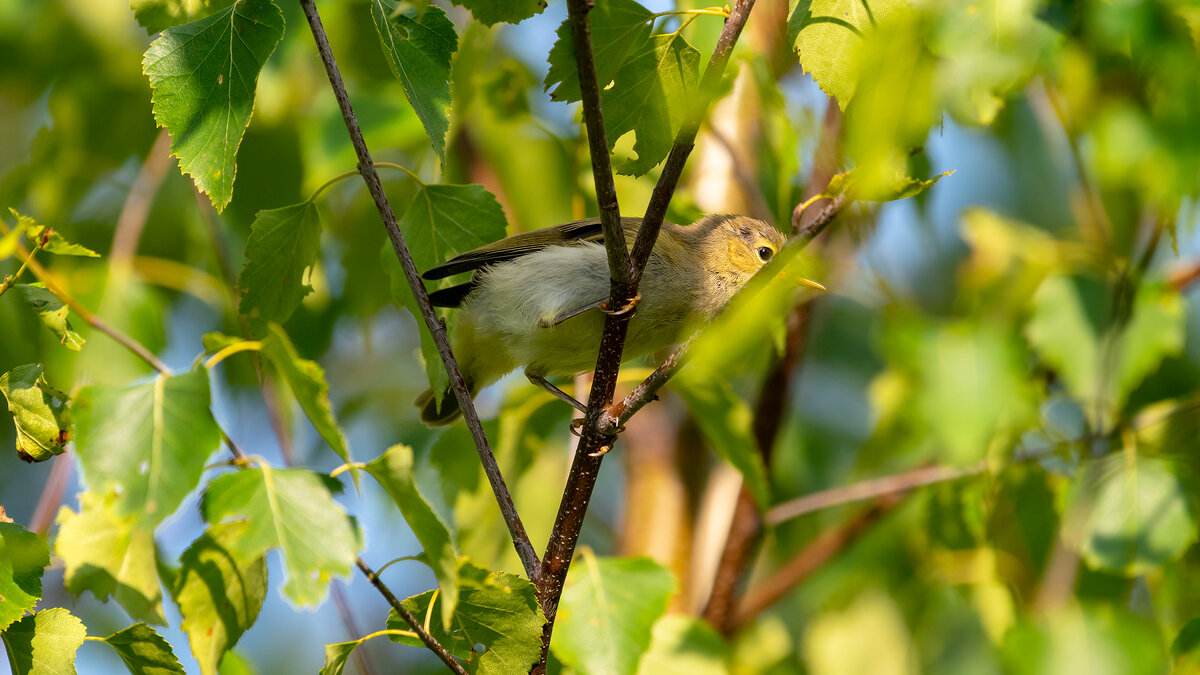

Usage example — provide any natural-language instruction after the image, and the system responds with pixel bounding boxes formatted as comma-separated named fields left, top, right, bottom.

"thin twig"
left=355, top=557, right=468, bottom=675
left=296, top=0, right=539, bottom=579
left=535, top=0, right=763, bottom=667
left=110, top=129, right=173, bottom=266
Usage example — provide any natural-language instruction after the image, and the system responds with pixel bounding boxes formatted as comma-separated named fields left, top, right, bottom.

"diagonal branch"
left=534, top=0, right=763, bottom=668
left=296, top=0, right=539, bottom=580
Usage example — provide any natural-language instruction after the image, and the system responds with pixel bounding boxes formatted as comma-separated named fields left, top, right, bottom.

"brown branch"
left=730, top=499, right=899, bottom=631
left=355, top=557, right=468, bottom=675
left=534, top=2, right=763, bottom=669
left=296, top=0, right=539, bottom=579
left=110, top=129, right=173, bottom=266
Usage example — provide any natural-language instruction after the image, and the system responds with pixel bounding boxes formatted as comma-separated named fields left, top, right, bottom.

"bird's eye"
left=757, top=246, right=773, bottom=262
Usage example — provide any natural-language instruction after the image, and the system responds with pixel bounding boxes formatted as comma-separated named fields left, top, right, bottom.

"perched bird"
left=415, top=213, right=797, bottom=425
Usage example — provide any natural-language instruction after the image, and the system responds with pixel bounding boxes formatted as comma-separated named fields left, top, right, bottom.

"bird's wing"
left=421, top=217, right=647, bottom=280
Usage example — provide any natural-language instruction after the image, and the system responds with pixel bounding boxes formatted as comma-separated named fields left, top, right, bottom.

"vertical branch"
left=534, top=0, right=762, bottom=668
left=296, top=0, right=539, bottom=579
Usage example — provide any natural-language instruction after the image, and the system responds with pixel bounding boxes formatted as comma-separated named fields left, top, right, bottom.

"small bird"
left=415, top=213, right=797, bottom=425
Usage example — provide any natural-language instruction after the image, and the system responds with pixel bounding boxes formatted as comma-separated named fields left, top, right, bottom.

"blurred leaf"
left=369, top=1, right=457, bottom=161
left=15, top=284, right=85, bottom=351
left=1171, top=618, right=1200, bottom=674
left=0, top=364, right=70, bottom=462
left=675, top=371, right=771, bottom=506
left=1026, top=276, right=1100, bottom=404
left=96, top=623, right=185, bottom=675
left=237, top=202, right=322, bottom=337
left=635, top=614, right=730, bottom=675
left=0, top=608, right=87, bottom=675
left=0, top=221, right=25, bottom=260
left=812, top=168, right=953, bottom=204
left=603, top=33, right=701, bottom=176
left=0, top=522, right=49, bottom=632
left=803, top=590, right=914, bottom=675
left=365, top=444, right=458, bottom=630
left=130, top=0, right=237, bottom=33
left=1067, top=455, right=1196, bottom=576
left=9, top=211, right=100, bottom=257
left=142, top=0, right=285, bottom=211
left=260, top=324, right=354, bottom=468
left=55, top=492, right=165, bottom=624
left=552, top=551, right=676, bottom=675
left=787, top=0, right=909, bottom=107
left=1118, top=282, right=1185, bottom=403
left=201, top=466, right=361, bottom=606
left=1002, top=605, right=1166, bottom=675
left=74, top=370, right=220, bottom=527
left=544, top=0, right=653, bottom=102
left=389, top=560, right=543, bottom=674
left=445, top=0, right=546, bottom=26
left=385, top=183, right=507, bottom=401
left=173, top=522, right=267, bottom=675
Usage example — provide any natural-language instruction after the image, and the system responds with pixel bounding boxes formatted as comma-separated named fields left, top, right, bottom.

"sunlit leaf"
left=544, top=0, right=653, bottom=102
left=385, top=183, right=508, bottom=401
left=388, top=559, right=543, bottom=674
left=9, top=210, right=101, bottom=257
left=15, top=284, right=85, bottom=351
left=173, top=523, right=267, bottom=675
left=552, top=551, right=676, bottom=675
left=0, top=522, right=49, bottom=631
left=0, top=364, right=71, bottom=462
left=74, top=370, right=221, bottom=527
left=675, top=371, right=771, bottom=506
left=142, top=0, right=285, bottom=211
left=0, top=608, right=87, bottom=675
left=130, top=0, right=236, bottom=33
left=635, top=614, right=730, bottom=675
left=370, top=1, right=457, bottom=161
left=97, top=623, right=186, bottom=675
left=445, top=0, right=545, bottom=26
left=0, top=220, right=24, bottom=260
left=1002, top=605, right=1166, bottom=675
left=365, top=444, right=458, bottom=629
left=237, top=202, right=322, bottom=337
left=803, top=590, right=912, bottom=675
left=55, top=492, right=165, bottom=624
left=201, top=466, right=361, bottom=606
left=787, top=0, right=910, bottom=107
left=603, top=33, right=701, bottom=176
left=1067, top=455, right=1196, bottom=576
left=319, top=639, right=365, bottom=675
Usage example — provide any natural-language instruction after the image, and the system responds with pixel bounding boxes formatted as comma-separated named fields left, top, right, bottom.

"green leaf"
left=388, top=560, right=544, bottom=674
left=602, top=33, right=701, bottom=176
left=544, top=0, right=653, bottom=102
left=142, top=0, right=285, bottom=212
left=97, top=623, right=186, bottom=675
left=1026, top=276, right=1099, bottom=404
left=1117, top=282, right=1185, bottom=402
left=259, top=324, right=353, bottom=468
left=73, top=370, right=221, bottom=527
left=15, top=284, right=85, bottom=351
left=1002, top=605, right=1166, bottom=675
left=55, top=492, right=165, bottom=624
left=445, top=0, right=545, bottom=26
left=385, top=183, right=508, bottom=400
left=0, top=608, right=87, bottom=675
left=1067, top=455, right=1196, bottom=576
left=552, top=551, right=677, bottom=675
left=365, top=444, right=458, bottom=630
left=369, top=1, right=458, bottom=161
left=237, top=202, right=322, bottom=337
left=173, top=523, right=267, bottom=675
left=9, top=210, right=101, bottom=257
left=201, top=466, right=361, bottom=606
left=635, top=614, right=730, bottom=675
left=787, top=0, right=909, bottom=108
left=0, top=364, right=71, bottom=462
left=803, top=590, right=913, bottom=675
left=674, top=372, right=771, bottom=507
left=0, top=522, right=50, bottom=632
left=320, top=632, right=398, bottom=675
left=1171, top=618, right=1200, bottom=674
left=130, top=0, right=237, bottom=33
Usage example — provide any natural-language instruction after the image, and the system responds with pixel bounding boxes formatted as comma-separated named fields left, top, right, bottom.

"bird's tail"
left=415, top=383, right=468, bottom=426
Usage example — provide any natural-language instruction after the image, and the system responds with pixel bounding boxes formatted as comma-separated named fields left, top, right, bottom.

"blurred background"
left=3, top=0, right=1200, bottom=672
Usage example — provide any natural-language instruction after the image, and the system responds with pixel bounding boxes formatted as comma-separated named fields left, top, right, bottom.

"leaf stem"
left=308, top=162, right=427, bottom=203
left=649, top=7, right=731, bottom=21
left=329, top=461, right=367, bottom=478
left=204, top=340, right=264, bottom=369
left=0, top=238, right=45, bottom=298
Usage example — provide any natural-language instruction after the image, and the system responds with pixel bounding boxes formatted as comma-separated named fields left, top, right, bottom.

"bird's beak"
left=799, top=277, right=827, bottom=292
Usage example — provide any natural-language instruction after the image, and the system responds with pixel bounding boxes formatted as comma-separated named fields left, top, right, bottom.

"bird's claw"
left=600, top=293, right=641, bottom=318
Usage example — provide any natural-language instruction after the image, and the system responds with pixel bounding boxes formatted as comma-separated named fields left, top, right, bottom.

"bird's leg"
left=525, top=372, right=588, bottom=413
left=537, top=297, right=608, bottom=328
